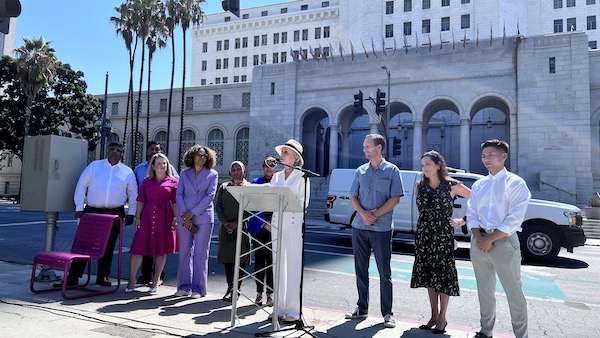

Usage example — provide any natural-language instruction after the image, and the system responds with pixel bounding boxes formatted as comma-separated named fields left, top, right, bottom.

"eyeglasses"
left=195, top=153, right=208, bottom=158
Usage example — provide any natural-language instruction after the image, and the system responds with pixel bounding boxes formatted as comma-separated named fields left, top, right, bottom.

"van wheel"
left=519, top=224, right=560, bottom=260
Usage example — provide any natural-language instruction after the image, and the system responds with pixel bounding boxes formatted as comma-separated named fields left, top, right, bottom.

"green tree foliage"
left=0, top=55, right=103, bottom=158
left=14, top=36, right=58, bottom=136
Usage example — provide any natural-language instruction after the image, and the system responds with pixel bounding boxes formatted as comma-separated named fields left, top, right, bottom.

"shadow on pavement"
left=522, top=256, right=589, bottom=269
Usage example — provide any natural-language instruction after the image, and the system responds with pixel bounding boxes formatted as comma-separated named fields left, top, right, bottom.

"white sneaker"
left=383, top=314, right=396, bottom=328
left=345, top=306, right=368, bottom=319
left=191, top=292, right=202, bottom=299
left=174, top=290, right=191, bottom=297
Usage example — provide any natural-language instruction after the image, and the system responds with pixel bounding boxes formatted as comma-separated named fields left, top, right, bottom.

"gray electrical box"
left=20, top=135, right=88, bottom=212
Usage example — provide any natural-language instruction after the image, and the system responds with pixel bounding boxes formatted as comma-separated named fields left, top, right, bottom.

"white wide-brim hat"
left=275, top=139, right=304, bottom=166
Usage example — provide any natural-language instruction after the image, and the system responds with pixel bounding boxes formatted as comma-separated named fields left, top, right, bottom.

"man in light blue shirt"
left=346, top=134, right=403, bottom=329
left=133, top=141, right=179, bottom=286
left=467, top=139, right=531, bottom=338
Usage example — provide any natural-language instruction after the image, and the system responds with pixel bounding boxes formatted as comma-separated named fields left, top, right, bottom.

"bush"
left=587, top=197, right=600, bottom=207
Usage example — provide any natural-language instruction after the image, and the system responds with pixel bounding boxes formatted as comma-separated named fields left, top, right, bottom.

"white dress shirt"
left=73, top=159, right=138, bottom=215
left=466, top=168, right=531, bottom=236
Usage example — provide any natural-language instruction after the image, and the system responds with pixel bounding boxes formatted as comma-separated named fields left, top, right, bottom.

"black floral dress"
left=410, top=181, right=459, bottom=296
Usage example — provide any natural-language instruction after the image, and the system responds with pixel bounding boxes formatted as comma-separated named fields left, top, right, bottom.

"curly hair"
left=182, top=144, right=217, bottom=169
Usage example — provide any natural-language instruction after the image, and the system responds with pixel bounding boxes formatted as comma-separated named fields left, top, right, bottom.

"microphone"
left=264, top=156, right=279, bottom=169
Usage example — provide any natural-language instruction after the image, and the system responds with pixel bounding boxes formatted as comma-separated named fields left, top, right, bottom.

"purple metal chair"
left=30, top=213, right=123, bottom=299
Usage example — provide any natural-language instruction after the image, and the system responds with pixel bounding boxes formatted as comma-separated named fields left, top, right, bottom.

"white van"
left=324, top=168, right=586, bottom=260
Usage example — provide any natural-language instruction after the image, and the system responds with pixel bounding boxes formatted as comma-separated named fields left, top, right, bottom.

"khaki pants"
left=470, top=233, right=528, bottom=338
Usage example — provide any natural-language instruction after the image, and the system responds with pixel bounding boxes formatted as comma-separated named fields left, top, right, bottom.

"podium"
left=226, top=185, right=303, bottom=331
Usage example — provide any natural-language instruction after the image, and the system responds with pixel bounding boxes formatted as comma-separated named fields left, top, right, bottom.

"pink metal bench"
left=30, top=213, right=123, bottom=299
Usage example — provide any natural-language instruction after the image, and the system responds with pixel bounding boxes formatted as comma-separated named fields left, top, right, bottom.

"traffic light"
left=353, top=90, right=363, bottom=115
left=0, top=0, right=21, bottom=34
left=0, top=0, right=21, bottom=17
left=376, top=89, right=386, bottom=116
left=393, top=136, right=402, bottom=156
left=221, top=0, right=240, bottom=18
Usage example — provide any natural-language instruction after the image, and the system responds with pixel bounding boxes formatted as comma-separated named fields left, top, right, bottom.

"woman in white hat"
left=269, top=139, right=310, bottom=323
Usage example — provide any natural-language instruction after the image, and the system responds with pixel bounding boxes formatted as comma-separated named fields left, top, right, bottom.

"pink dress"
left=130, top=176, right=179, bottom=256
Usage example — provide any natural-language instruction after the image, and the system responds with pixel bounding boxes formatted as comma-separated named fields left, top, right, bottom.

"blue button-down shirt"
left=350, top=160, right=404, bottom=232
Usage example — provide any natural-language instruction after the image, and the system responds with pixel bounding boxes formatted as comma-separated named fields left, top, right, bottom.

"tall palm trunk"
left=166, top=29, right=175, bottom=156
left=134, top=41, right=146, bottom=167
left=177, top=27, right=187, bottom=173
left=23, top=97, right=33, bottom=136
left=123, top=46, right=134, bottom=160
left=146, top=52, right=152, bottom=145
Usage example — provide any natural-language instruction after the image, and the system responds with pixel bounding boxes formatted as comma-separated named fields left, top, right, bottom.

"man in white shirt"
left=133, top=141, right=178, bottom=286
left=466, top=139, right=531, bottom=338
left=59, top=142, right=138, bottom=287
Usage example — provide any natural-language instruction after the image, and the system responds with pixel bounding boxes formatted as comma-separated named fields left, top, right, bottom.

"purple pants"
left=177, top=222, right=213, bottom=295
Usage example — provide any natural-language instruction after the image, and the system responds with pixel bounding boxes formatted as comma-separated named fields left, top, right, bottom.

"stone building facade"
left=105, top=32, right=596, bottom=204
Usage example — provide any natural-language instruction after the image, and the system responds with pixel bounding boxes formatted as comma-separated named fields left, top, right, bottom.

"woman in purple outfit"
left=126, top=153, right=178, bottom=293
left=175, top=144, right=219, bottom=298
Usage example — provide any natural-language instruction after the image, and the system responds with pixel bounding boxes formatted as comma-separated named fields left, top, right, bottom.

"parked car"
left=324, top=168, right=586, bottom=260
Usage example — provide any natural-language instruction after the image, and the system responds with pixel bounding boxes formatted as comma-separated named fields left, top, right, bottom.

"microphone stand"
left=256, top=161, right=319, bottom=338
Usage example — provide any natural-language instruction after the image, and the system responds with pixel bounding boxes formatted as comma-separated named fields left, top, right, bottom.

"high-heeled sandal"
left=418, top=323, right=435, bottom=330
left=432, top=321, right=447, bottom=334
left=266, top=292, right=274, bottom=307
left=255, top=292, right=263, bottom=305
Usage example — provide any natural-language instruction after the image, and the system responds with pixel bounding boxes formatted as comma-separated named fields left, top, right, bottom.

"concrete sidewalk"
left=0, top=261, right=483, bottom=338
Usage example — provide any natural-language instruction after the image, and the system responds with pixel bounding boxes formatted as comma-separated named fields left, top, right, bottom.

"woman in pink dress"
left=126, top=153, right=179, bottom=293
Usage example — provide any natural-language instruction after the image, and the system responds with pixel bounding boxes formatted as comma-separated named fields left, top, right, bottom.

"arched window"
left=154, top=130, right=167, bottom=147
left=180, top=129, right=196, bottom=156
left=109, top=133, right=120, bottom=144
left=208, top=128, right=224, bottom=165
left=236, top=127, right=249, bottom=165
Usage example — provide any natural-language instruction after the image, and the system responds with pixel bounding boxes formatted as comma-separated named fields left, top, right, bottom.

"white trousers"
left=271, top=212, right=303, bottom=320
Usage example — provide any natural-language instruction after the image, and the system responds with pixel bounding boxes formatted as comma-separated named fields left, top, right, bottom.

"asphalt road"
left=1, top=201, right=599, bottom=337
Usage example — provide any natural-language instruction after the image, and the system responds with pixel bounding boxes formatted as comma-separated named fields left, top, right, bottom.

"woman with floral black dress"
left=410, top=150, right=471, bottom=334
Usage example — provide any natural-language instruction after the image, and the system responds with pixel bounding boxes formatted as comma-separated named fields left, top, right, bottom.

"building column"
left=460, top=117, right=471, bottom=171
left=509, top=113, right=518, bottom=173
left=329, top=124, right=339, bottom=171
left=342, top=129, right=351, bottom=168
left=412, top=120, right=423, bottom=170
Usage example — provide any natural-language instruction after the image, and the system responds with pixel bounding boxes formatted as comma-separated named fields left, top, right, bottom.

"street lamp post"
left=100, top=72, right=109, bottom=158
left=95, top=118, right=112, bottom=159
left=382, top=66, right=391, bottom=158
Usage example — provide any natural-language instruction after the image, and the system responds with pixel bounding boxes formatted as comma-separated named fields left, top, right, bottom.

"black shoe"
left=53, top=276, right=78, bottom=288
left=432, top=322, right=447, bottom=334
left=473, top=332, right=493, bottom=338
left=419, top=323, right=435, bottom=330
left=222, top=287, right=233, bottom=302
left=95, top=277, right=112, bottom=287
left=135, top=276, right=151, bottom=286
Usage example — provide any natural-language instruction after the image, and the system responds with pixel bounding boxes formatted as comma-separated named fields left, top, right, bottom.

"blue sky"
left=15, top=0, right=293, bottom=95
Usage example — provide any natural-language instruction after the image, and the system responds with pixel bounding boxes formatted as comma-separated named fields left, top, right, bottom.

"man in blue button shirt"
left=345, top=134, right=404, bottom=329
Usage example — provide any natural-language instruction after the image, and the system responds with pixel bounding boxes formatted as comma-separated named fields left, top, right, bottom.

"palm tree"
left=165, top=0, right=181, bottom=156
left=177, top=0, right=205, bottom=171
left=110, top=1, right=140, bottom=164
left=14, top=36, right=57, bottom=136
left=145, top=0, right=167, bottom=146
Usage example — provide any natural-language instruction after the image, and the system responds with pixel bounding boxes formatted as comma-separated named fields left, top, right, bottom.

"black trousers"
left=68, top=206, right=124, bottom=281
left=224, top=262, right=246, bottom=289
left=251, top=229, right=273, bottom=293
